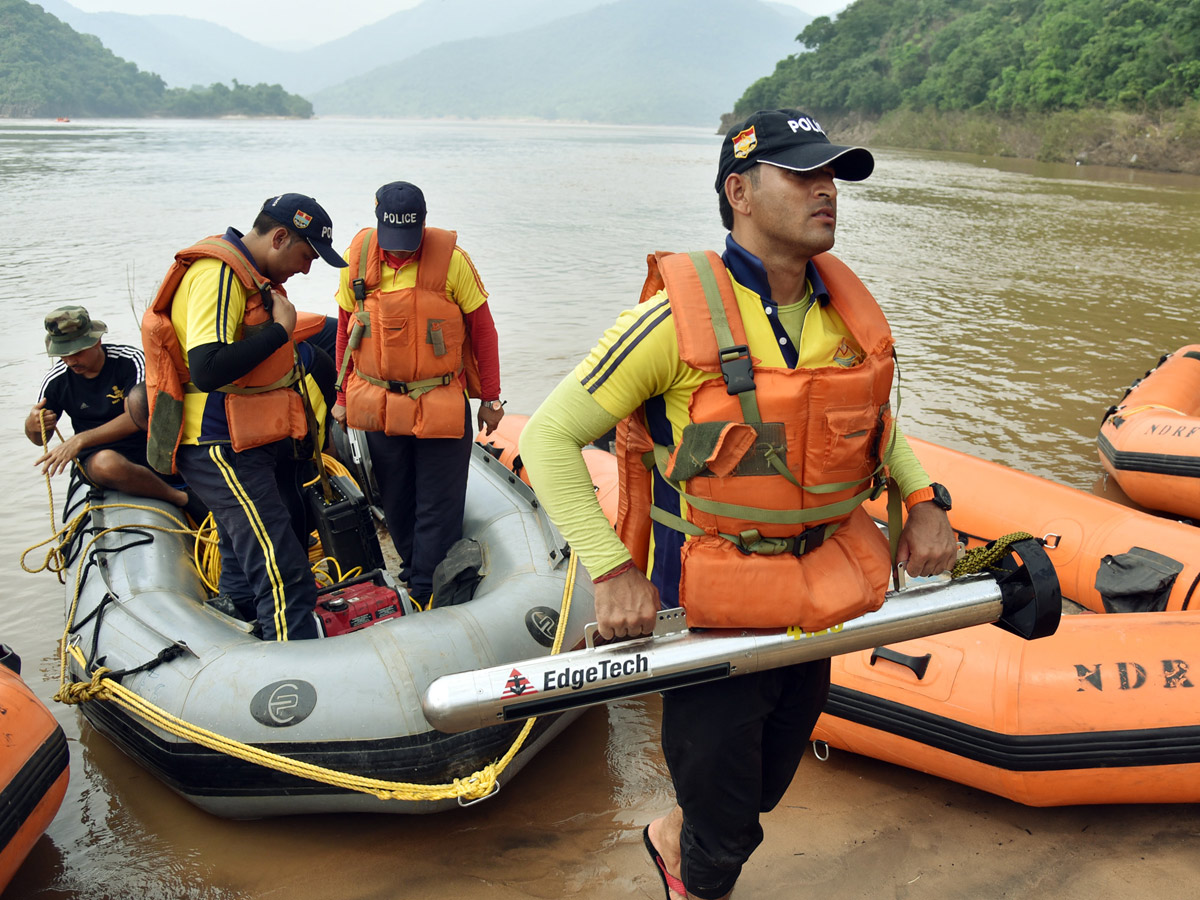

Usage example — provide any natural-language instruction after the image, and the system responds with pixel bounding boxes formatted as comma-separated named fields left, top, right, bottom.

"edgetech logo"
left=541, top=654, right=650, bottom=691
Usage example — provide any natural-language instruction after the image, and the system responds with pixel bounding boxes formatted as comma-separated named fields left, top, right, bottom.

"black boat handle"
left=870, top=646, right=931, bottom=679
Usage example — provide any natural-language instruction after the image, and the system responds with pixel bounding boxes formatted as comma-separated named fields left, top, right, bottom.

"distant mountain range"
left=24, top=0, right=812, bottom=125
left=34, top=0, right=626, bottom=93
left=313, top=0, right=811, bottom=125
left=0, top=0, right=311, bottom=117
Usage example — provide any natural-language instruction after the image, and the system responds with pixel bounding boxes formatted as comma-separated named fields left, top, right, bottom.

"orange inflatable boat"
left=476, top=414, right=619, bottom=526
left=813, top=608, right=1200, bottom=806
left=838, top=437, right=1200, bottom=805
left=0, top=645, right=69, bottom=894
left=486, top=418, right=1200, bottom=805
left=866, top=437, right=1200, bottom=616
left=1098, top=345, right=1200, bottom=520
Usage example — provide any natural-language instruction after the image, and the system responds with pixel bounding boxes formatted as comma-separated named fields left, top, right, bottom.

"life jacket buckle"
left=869, top=471, right=886, bottom=501
left=791, top=523, right=828, bottom=557
left=352, top=277, right=367, bottom=303
left=718, top=344, right=755, bottom=395
left=386, top=380, right=410, bottom=394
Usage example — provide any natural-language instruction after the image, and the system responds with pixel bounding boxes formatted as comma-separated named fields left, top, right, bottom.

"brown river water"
left=3, top=118, right=1199, bottom=899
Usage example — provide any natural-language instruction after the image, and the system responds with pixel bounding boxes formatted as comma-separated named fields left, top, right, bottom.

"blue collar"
left=720, top=234, right=830, bottom=307
left=222, top=227, right=267, bottom=278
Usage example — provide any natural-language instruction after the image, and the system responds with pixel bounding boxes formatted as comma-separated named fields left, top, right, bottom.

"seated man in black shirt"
left=25, top=305, right=201, bottom=519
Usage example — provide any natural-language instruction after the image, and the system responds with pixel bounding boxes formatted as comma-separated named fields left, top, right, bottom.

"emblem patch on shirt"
left=732, top=126, right=757, bottom=159
left=833, top=339, right=861, bottom=368
left=293, top=210, right=313, bottom=229
left=107, top=385, right=125, bottom=404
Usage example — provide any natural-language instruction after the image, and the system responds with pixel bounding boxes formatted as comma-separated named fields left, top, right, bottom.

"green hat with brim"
left=45, top=305, right=106, bottom=357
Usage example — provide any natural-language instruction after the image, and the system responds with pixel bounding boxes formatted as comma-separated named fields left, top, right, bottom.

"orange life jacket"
left=615, top=250, right=896, bottom=631
left=142, top=236, right=316, bottom=474
left=341, top=227, right=481, bottom=439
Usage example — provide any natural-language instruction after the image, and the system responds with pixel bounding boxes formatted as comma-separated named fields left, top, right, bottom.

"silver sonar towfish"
left=422, top=538, right=1061, bottom=734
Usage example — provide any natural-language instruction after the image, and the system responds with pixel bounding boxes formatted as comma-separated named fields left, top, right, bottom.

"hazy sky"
left=64, top=0, right=853, bottom=46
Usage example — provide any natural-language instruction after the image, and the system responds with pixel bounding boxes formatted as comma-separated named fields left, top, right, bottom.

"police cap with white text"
left=716, top=108, right=874, bottom=192
left=375, top=181, right=427, bottom=253
left=259, top=193, right=348, bottom=269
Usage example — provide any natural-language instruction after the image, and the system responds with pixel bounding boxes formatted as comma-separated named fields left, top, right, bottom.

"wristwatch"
left=905, top=482, right=952, bottom=512
left=482, top=400, right=504, bottom=411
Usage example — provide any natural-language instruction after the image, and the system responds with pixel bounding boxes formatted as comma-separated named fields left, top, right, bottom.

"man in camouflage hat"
left=25, top=305, right=202, bottom=518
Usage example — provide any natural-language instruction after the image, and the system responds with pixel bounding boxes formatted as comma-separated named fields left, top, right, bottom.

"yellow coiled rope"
left=34, top=434, right=581, bottom=804
left=192, top=453, right=366, bottom=592
left=951, top=531, right=1036, bottom=578
left=45, top=501, right=196, bottom=691
left=58, top=550, right=579, bottom=804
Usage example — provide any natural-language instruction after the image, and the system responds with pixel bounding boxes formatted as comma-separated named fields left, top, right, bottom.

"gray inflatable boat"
left=61, top=439, right=594, bottom=818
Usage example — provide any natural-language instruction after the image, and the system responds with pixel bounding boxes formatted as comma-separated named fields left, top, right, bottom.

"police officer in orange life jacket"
left=142, top=193, right=348, bottom=641
left=520, top=110, right=958, bottom=899
left=332, top=182, right=504, bottom=606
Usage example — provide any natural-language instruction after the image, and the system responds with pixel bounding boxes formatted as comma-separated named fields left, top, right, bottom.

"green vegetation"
left=0, top=0, right=311, bottom=118
left=735, top=0, right=1200, bottom=117
left=159, top=81, right=313, bottom=118
left=728, top=0, right=1200, bottom=171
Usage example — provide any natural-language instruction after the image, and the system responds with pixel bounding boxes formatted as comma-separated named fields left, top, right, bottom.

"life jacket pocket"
left=225, top=390, right=305, bottom=452
left=677, top=507, right=889, bottom=630
left=821, top=405, right=883, bottom=478
left=377, top=314, right=414, bottom=364
left=665, top=421, right=759, bottom=481
left=383, top=391, right=418, bottom=436
left=346, top=369, right=386, bottom=432
left=412, top=385, right=466, bottom=439
left=427, top=319, right=448, bottom=357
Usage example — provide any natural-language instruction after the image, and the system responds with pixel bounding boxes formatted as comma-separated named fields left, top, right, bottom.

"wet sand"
left=10, top=690, right=1200, bottom=899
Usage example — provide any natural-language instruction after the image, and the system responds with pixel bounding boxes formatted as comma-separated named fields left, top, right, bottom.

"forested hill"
left=0, top=0, right=312, bottom=117
left=733, top=0, right=1200, bottom=119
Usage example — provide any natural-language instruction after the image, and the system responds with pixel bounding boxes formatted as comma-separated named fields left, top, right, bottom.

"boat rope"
left=34, top=421, right=584, bottom=802
left=192, top=453, right=366, bottom=592
left=56, top=550, right=580, bottom=804
left=951, top=531, right=1036, bottom=578
left=45, top=501, right=197, bottom=690
left=1114, top=403, right=1184, bottom=418
left=33, top=417, right=84, bottom=583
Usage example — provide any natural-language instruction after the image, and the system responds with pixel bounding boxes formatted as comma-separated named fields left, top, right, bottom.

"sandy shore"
left=17, top=698, right=1200, bottom=900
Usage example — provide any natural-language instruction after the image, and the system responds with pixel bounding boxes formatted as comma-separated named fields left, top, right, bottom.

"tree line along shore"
left=724, top=0, right=1200, bottom=176
left=719, top=105, right=1200, bottom=175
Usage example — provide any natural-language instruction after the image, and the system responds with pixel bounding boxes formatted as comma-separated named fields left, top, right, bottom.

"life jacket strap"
left=687, top=251, right=762, bottom=423
left=194, top=238, right=272, bottom=300
left=354, top=370, right=455, bottom=398
left=183, top=368, right=299, bottom=395
left=648, top=505, right=840, bottom=556
left=650, top=440, right=876, bottom=507
left=334, top=312, right=370, bottom=394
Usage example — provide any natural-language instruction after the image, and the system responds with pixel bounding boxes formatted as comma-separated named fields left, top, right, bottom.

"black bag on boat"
left=1094, top=546, right=1182, bottom=613
left=430, top=539, right=484, bottom=608
left=307, top=473, right=385, bottom=579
